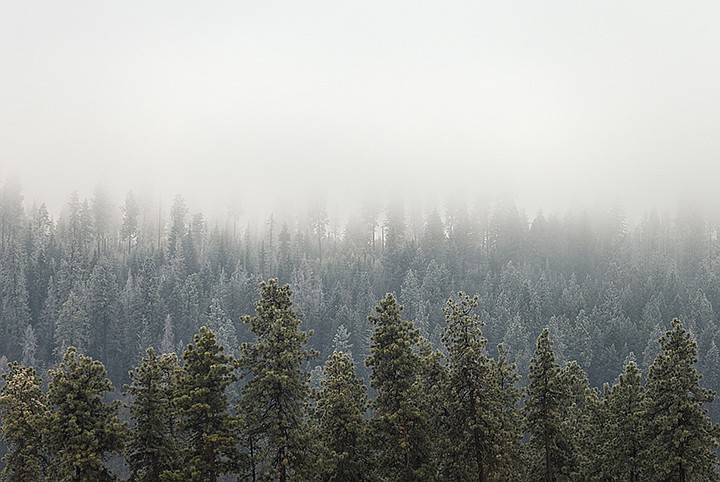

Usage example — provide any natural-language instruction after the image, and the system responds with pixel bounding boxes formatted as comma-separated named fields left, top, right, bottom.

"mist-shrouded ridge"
left=2, top=1, right=720, bottom=218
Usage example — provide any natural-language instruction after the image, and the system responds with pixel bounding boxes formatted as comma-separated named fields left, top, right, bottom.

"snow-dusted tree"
left=54, top=286, right=90, bottom=358
left=0, top=362, right=47, bottom=482
left=642, top=319, right=720, bottom=481
left=160, top=314, right=175, bottom=354
left=332, top=324, right=353, bottom=356
left=366, top=293, right=432, bottom=480
left=126, top=348, right=181, bottom=482
left=45, top=347, right=126, bottom=481
left=315, top=350, right=371, bottom=481
left=205, top=298, right=237, bottom=356
left=166, top=328, right=241, bottom=482
left=240, top=279, right=317, bottom=482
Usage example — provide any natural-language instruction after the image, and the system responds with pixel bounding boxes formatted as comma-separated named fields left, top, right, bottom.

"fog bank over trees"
left=2, top=2, right=720, bottom=221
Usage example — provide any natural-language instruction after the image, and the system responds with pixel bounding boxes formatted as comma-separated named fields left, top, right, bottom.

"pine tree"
left=20, top=324, right=37, bottom=366
left=0, top=362, right=47, bottom=482
left=91, top=185, right=113, bottom=256
left=525, top=328, right=574, bottom=482
left=129, top=258, right=162, bottom=362
left=0, top=239, right=32, bottom=360
left=489, top=344, right=524, bottom=481
left=159, top=314, right=176, bottom=354
left=400, top=269, right=423, bottom=322
left=86, top=257, right=120, bottom=364
left=599, top=361, right=647, bottom=481
left=167, top=195, right=188, bottom=258
left=441, top=292, right=498, bottom=482
left=166, top=327, right=241, bottom=482
left=315, top=350, right=371, bottom=481
left=240, top=279, right=317, bottom=482
left=126, top=348, right=180, bottom=482
left=332, top=323, right=353, bottom=357
left=366, top=292, right=432, bottom=481
left=54, top=286, right=90, bottom=358
left=0, top=177, right=24, bottom=250
left=642, top=318, right=720, bottom=481
left=205, top=297, right=238, bottom=357
left=44, top=347, right=126, bottom=482
left=416, top=335, right=446, bottom=479
left=558, top=360, right=593, bottom=479
left=120, top=191, right=140, bottom=255
left=703, top=338, right=720, bottom=421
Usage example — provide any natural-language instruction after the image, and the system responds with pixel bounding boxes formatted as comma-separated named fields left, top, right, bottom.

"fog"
left=2, top=1, right=720, bottom=222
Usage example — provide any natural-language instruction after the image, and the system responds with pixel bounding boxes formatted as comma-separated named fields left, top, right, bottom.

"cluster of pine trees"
left=2, top=180, right=720, bottom=477
left=1, top=279, right=718, bottom=481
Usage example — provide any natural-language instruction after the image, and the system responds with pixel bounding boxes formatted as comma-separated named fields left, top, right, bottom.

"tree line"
left=1, top=279, right=717, bottom=481
left=2, top=180, right=720, bottom=478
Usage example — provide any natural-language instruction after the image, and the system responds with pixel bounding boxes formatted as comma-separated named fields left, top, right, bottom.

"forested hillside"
left=1, top=181, right=719, bottom=479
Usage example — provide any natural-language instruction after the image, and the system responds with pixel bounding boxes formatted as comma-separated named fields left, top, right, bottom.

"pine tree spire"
left=0, top=362, right=47, bottom=482
left=366, top=292, right=432, bottom=481
left=642, top=318, right=720, bottom=481
left=239, top=279, right=317, bottom=482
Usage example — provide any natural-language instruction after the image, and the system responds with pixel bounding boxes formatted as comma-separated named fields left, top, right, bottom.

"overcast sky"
left=2, top=1, right=719, bottom=219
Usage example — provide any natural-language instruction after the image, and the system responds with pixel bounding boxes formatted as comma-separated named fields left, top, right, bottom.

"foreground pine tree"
left=642, top=318, right=720, bottom=481
left=240, top=279, right=317, bottom=482
left=166, top=327, right=241, bottom=482
left=441, top=292, right=520, bottom=482
left=315, top=350, right=372, bottom=481
left=488, top=344, right=524, bottom=481
left=126, top=348, right=180, bottom=482
left=599, top=360, right=647, bottom=481
left=524, top=328, right=573, bottom=482
left=0, top=362, right=47, bottom=482
left=45, top=347, right=126, bottom=482
left=559, top=360, right=595, bottom=479
left=366, top=293, right=432, bottom=481
left=416, top=335, right=447, bottom=479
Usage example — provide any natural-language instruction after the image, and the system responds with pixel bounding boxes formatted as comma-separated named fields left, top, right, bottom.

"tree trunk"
left=474, top=427, right=486, bottom=482
left=544, top=430, right=552, bottom=482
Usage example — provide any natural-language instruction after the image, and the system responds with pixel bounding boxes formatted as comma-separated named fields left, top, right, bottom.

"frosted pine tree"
left=239, top=279, right=317, bottom=482
left=332, top=324, right=352, bottom=356
left=205, top=298, right=237, bottom=356
left=642, top=319, right=720, bottom=481
left=0, top=363, right=47, bottom=482
left=160, top=314, right=175, bottom=354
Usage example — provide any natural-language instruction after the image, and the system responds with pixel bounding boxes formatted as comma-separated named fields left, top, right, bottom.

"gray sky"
left=2, top=1, right=720, bottom=219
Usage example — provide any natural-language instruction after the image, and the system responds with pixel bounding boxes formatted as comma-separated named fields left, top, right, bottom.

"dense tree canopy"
left=1, top=184, right=720, bottom=479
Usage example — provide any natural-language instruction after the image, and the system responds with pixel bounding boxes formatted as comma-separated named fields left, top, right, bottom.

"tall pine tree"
left=314, top=350, right=371, bottom=481
left=240, top=279, right=317, bottom=482
left=599, top=360, right=647, bottom=481
left=442, top=292, right=504, bottom=482
left=642, top=318, right=720, bottom=481
left=524, top=328, right=574, bottom=482
left=44, top=347, right=126, bottom=482
left=126, top=348, right=180, bottom=482
left=167, top=328, right=241, bottom=482
left=366, top=293, right=432, bottom=481
left=0, top=362, right=47, bottom=482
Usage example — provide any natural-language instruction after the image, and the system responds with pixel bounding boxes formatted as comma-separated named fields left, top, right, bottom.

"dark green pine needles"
left=165, top=327, right=241, bottom=482
left=44, top=347, right=127, bottom=482
left=642, top=318, right=720, bottom=481
left=314, top=350, right=371, bottom=481
left=366, top=293, right=433, bottom=481
left=239, top=279, right=317, bottom=482
left=126, top=348, right=181, bottom=482
left=0, top=363, right=46, bottom=482
left=525, top=328, right=574, bottom=482
left=441, top=292, right=523, bottom=482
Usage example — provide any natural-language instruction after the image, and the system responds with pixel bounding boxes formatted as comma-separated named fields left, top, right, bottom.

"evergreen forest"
left=1, top=181, right=720, bottom=481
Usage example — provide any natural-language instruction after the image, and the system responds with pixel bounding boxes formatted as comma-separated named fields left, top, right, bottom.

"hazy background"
left=2, top=1, right=720, bottom=221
